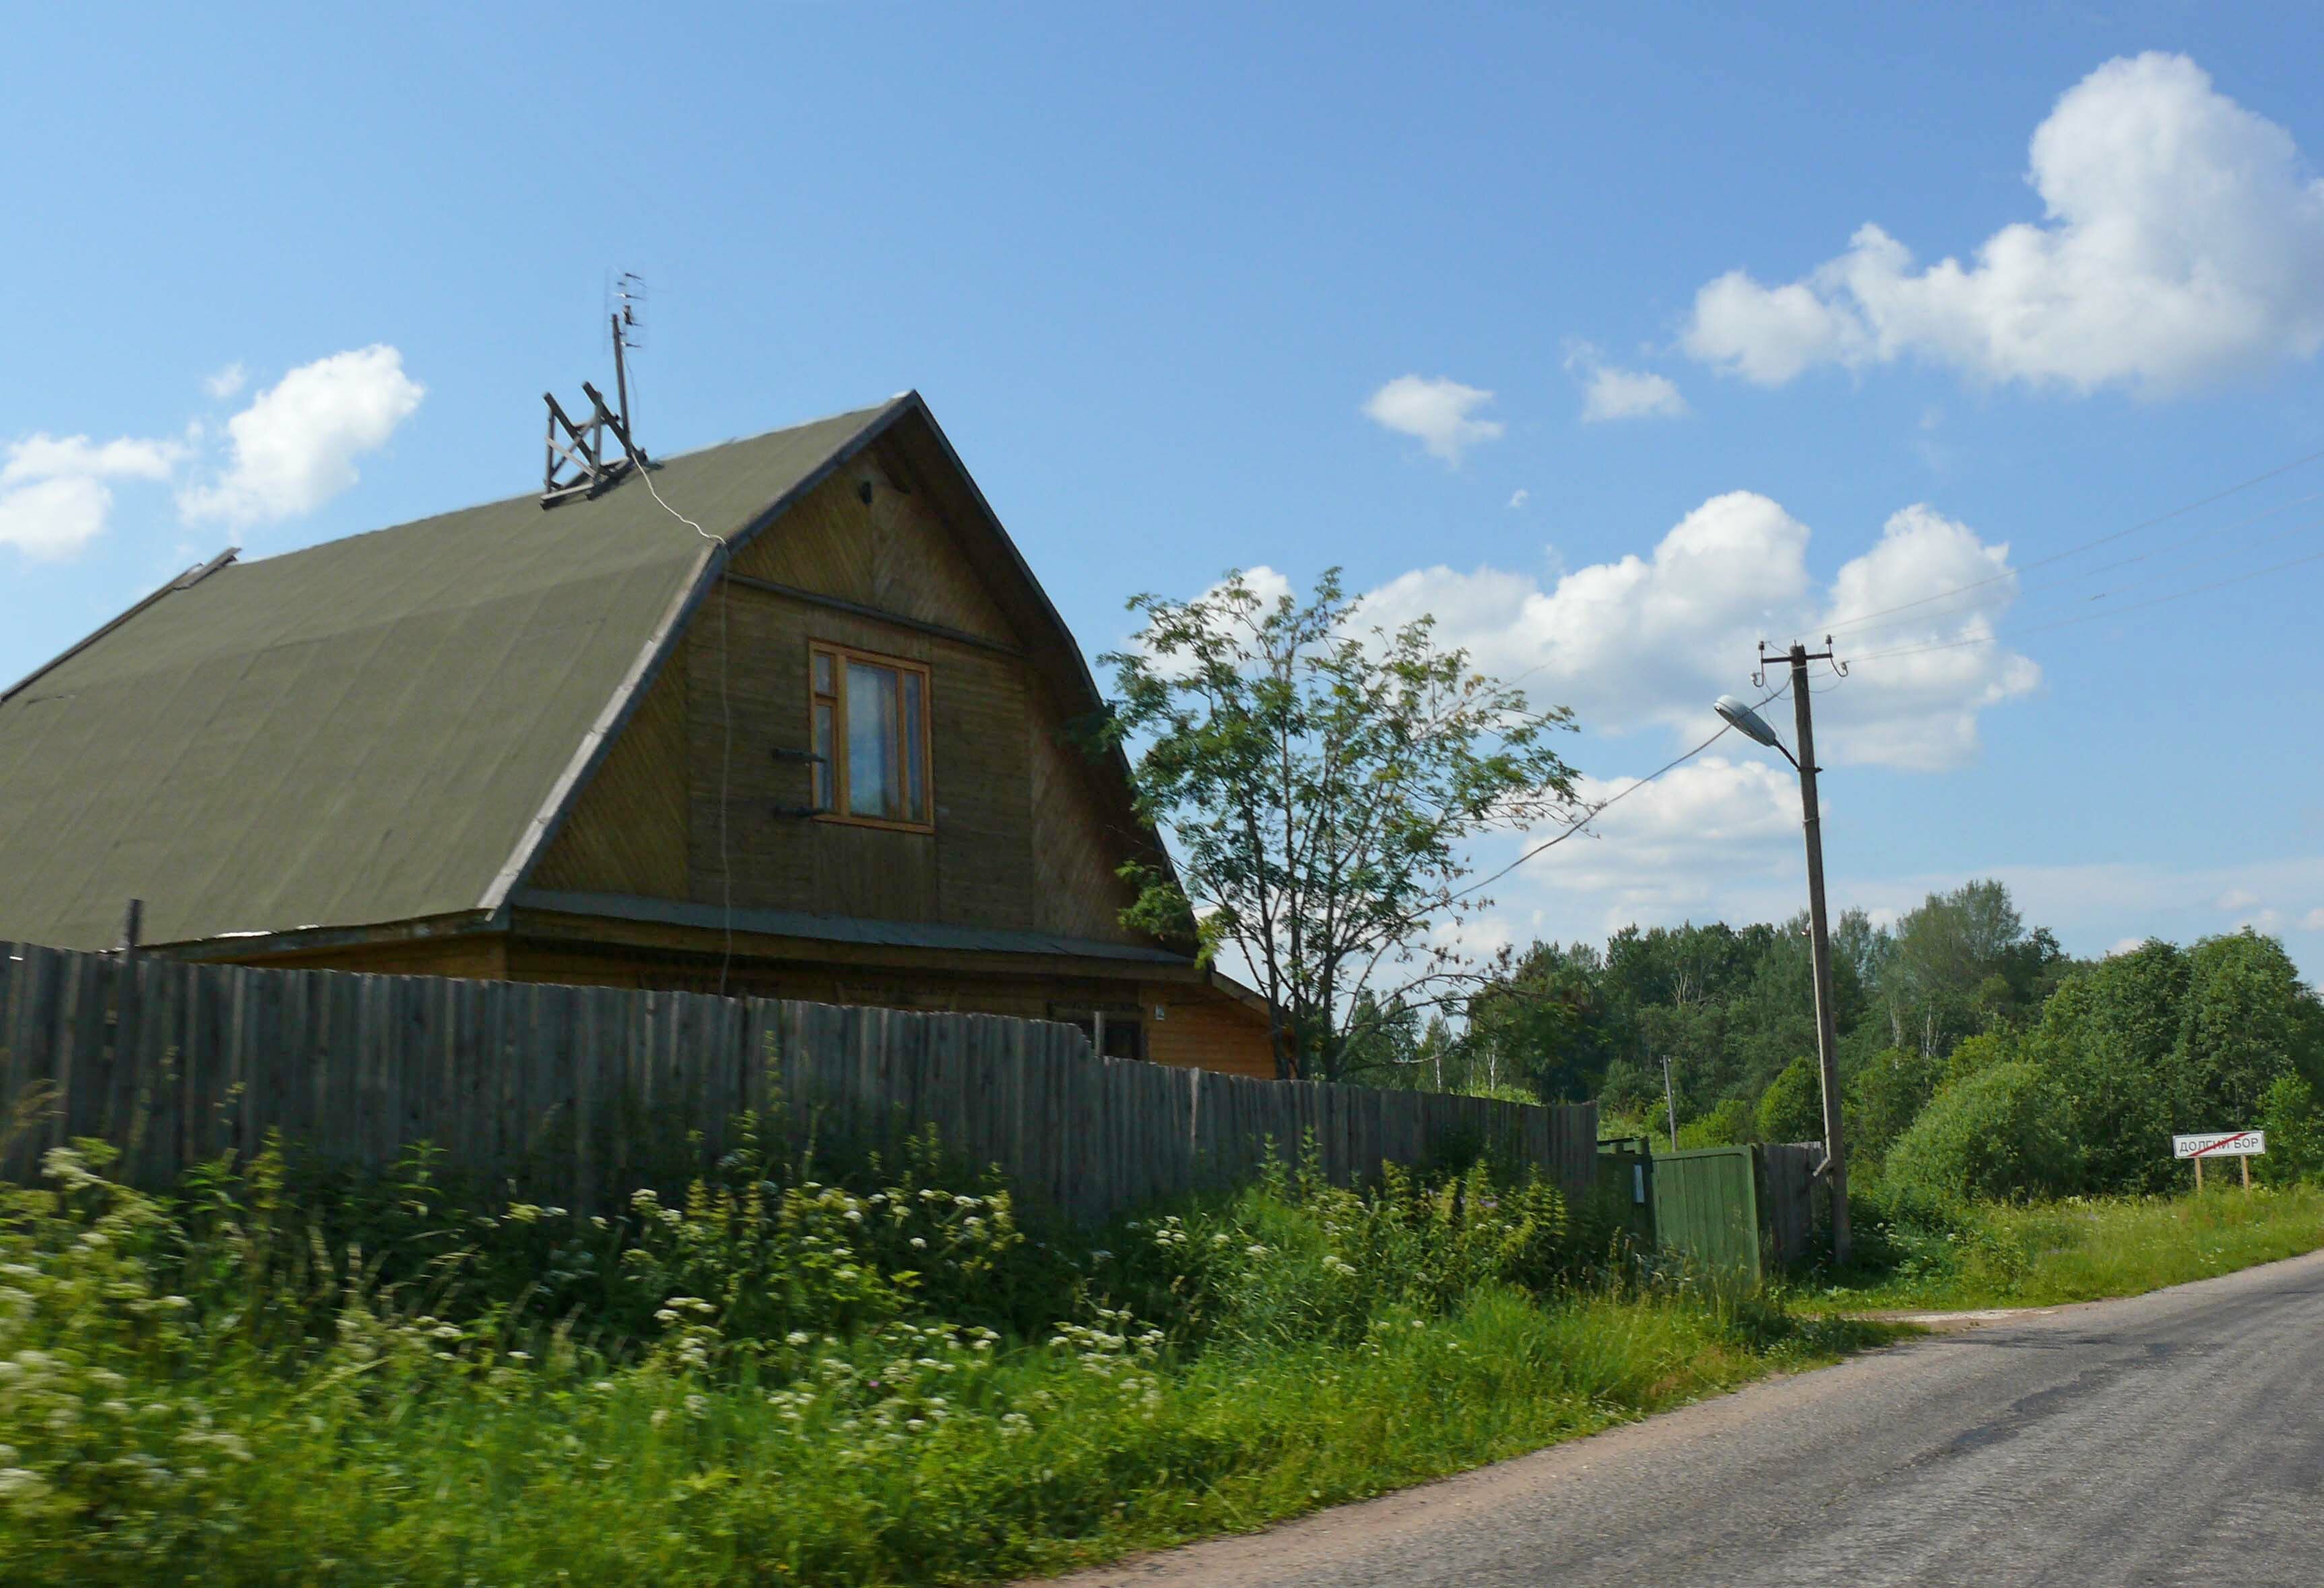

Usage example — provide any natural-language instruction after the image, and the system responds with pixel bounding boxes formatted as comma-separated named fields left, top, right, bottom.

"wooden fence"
left=0, top=942, right=1599, bottom=1224
left=1760, top=1142, right=1829, bottom=1270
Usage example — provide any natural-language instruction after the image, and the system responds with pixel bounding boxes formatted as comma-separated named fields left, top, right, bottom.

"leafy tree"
left=2256, top=1074, right=2323, bottom=1187
left=1875, top=880, right=2063, bottom=1054
left=1675, top=1097, right=1755, bottom=1150
left=1755, top=1056, right=1825, bottom=1144
left=2028, top=941, right=2188, bottom=1193
left=2028, top=932, right=2319, bottom=1193
left=1885, top=1062, right=2079, bottom=1203
left=2177, top=931, right=2321, bottom=1123
left=1939, top=1030, right=2019, bottom=1089
left=1848, top=1046, right=1943, bottom=1164
left=1100, top=569, right=1579, bottom=1080
left=1596, top=1056, right=1663, bottom=1124
left=1461, top=941, right=1619, bottom=1102
left=1336, top=991, right=1425, bottom=1088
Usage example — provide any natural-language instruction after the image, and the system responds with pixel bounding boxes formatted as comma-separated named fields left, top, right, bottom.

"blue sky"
left=7, top=3, right=2324, bottom=971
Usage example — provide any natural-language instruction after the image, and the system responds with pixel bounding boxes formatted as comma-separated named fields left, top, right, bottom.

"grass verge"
left=0, top=1137, right=1893, bottom=1586
left=1809, top=1183, right=2324, bottom=1313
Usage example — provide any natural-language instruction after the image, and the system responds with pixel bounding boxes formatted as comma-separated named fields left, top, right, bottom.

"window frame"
left=808, top=639, right=935, bottom=833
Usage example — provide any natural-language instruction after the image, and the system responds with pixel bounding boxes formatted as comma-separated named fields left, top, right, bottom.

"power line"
left=1826, top=494, right=2324, bottom=644
left=1457, top=680, right=1791, bottom=902
left=635, top=449, right=742, bottom=997
left=1819, top=444, right=2324, bottom=636
left=1851, top=543, right=2324, bottom=664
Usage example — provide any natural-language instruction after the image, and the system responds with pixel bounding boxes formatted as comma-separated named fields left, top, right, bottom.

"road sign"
left=2172, top=1131, right=2267, bottom=1158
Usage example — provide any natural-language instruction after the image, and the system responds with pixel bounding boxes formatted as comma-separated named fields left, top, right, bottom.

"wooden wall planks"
left=0, top=942, right=1599, bottom=1226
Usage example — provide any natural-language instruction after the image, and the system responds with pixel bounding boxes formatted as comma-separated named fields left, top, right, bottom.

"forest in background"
left=1345, top=880, right=2324, bottom=1200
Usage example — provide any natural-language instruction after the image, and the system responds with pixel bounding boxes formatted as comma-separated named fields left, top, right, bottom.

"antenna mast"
left=542, top=272, right=651, bottom=508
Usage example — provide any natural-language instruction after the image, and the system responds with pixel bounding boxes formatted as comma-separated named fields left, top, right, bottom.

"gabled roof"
left=0, top=395, right=1087, bottom=952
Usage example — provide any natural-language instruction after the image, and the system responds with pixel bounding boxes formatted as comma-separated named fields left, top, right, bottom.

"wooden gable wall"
left=529, top=428, right=1151, bottom=946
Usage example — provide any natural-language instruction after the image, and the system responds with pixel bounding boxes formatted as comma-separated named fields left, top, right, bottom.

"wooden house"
left=0, top=394, right=1276, bottom=1076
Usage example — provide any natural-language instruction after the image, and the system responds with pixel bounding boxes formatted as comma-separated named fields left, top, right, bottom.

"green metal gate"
left=1650, top=1145, right=1762, bottom=1289
left=1594, top=1137, right=1658, bottom=1249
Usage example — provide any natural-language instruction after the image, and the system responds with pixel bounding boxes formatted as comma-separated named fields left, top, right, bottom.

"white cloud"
left=0, top=430, right=189, bottom=560
left=2216, top=888, right=2262, bottom=913
left=1526, top=758, right=1800, bottom=929
left=1, top=434, right=181, bottom=487
left=1361, top=375, right=1504, bottom=464
left=181, top=345, right=424, bottom=526
left=203, top=363, right=248, bottom=400
left=0, top=477, right=116, bottom=560
left=1508, top=489, right=1529, bottom=510
left=1566, top=343, right=1688, bottom=421
left=1358, top=492, right=2038, bottom=772
left=1683, top=54, right=2324, bottom=393
left=2302, top=908, right=2324, bottom=932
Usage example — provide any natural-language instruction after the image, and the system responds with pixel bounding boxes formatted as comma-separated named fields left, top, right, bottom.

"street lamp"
left=1714, top=644, right=1852, bottom=1267
left=1714, top=694, right=1790, bottom=763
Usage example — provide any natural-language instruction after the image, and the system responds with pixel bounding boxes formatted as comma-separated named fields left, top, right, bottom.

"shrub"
left=1106, top=1153, right=1576, bottom=1352
left=2257, top=1074, right=2323, bottom=1187
left=1885, top=1061, right=2078, bottom=1203
left=1755, top=1057, right=1823, bottom=1145
left=1848, top=1047, right=1942, bottom=1168
left=1675, top=1098, right=1754, bottom=1150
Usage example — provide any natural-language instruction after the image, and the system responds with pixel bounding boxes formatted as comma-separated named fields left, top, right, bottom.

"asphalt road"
left=1041, top=1247, right=2324, bottom=1587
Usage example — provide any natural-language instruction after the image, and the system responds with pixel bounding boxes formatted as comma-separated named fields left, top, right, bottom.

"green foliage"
left=1460, top=941, right=1615, bottom=1101
left=1872, top=880, right=2066, bottom=1055
left=1755, top=1057, right=1824, bottom=1144
left=1098, top=568, right=1579, bottom=1080
left=1847, top=1047, right=1943, bottom=1166
left=1530, top=876, right=2319, bottom=1206
left=2178, top=931, right=2319, bottom=1119
left=1884, top=1062, right=2078, bottom=1203
left=2031, top=931, right=2321, bottom=1195
left=1108, top=1155, right=1576, bottom=1353
left=2256, top=1074, right=2324, bottom=1187
left=0, top=1133, right=1880, bottom=1584
left=1675, top=1097, right=1754, bottom=1150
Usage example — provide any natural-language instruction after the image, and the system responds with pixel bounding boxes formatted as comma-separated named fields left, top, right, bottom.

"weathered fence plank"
left=0, top=941, right=1598, bottom=1222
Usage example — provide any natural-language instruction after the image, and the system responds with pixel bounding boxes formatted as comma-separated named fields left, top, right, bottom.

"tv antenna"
left=541, top=271, right=651, bottom=507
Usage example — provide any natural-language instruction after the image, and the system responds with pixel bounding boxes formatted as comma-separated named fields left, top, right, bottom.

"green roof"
left=0, top=399, right=903, bottom=952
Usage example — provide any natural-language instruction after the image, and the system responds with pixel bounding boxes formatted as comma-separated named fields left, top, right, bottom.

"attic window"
left=810, top=642, right=932, bottom=830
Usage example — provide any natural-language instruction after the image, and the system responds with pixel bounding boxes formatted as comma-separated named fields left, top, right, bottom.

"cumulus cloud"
left=1566, top=344, right=1688, bottom=421
left=1446, top=757, right=1803, bottom=945
left=181, top=345, right=424, bottom=525
left=204, top=363, right=248, bottom=400
left=1362, top=374, right=1504, bottom=463
left=0, top=431, right=187, bottom=560
left=1683, top=54, right=2324, bottom=393
left=1358, top=492, right=2038, bottom=772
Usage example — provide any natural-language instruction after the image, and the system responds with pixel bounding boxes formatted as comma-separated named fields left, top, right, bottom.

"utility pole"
left=1660, top=1053, right=1678, bottom=1152
left=1782, top=640, right=1852, bottom=1267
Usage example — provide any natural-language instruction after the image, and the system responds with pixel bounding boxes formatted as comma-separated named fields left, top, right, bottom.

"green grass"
left=1810, top=1183, right=2324, bottom=1313
left=0, top=1140, right=1894, bottom=1586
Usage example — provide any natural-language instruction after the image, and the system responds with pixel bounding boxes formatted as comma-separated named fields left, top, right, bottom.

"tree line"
left=1343, top=879, right=2324, bottom=1198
